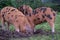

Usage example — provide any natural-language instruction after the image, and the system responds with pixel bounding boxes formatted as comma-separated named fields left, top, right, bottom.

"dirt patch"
left=34, top=29, right=52, bottom=35
left=0, top=29, right=60, bottom=40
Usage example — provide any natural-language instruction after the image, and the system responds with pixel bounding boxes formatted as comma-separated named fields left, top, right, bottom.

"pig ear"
left=53, top=10, right=58, bottom=14
left=54, top=10, right=58, bottom=13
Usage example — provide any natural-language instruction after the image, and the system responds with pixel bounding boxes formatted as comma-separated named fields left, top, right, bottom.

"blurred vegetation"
left=0, top=0, right=60, bottom=11
left=0, top=0, right=12, bottom=10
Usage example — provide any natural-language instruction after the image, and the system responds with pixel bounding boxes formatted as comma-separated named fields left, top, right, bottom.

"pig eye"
left=42, top=15, right=45, bottom=18
left=37, top=18, right=40, bottom=20
left=53, top=13, right=55, bottom=16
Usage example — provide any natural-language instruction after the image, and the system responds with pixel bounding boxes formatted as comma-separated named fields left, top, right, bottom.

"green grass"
left=9, top=12, right=60, bottom=40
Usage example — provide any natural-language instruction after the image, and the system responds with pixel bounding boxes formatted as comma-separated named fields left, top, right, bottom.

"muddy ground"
left=0, top=29, right=60, bottom=40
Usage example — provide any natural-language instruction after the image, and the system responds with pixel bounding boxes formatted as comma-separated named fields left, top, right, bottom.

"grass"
left=5, top=12, right=60, bottom=40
